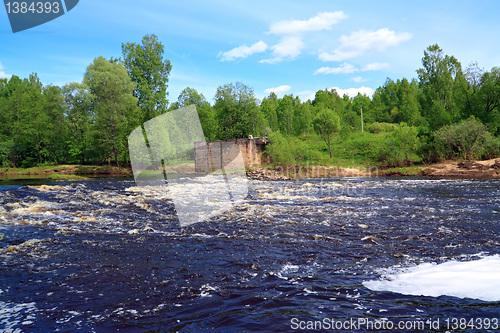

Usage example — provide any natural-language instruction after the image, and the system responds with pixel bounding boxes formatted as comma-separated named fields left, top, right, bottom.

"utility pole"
left=361, top=104, right=364, bottom=133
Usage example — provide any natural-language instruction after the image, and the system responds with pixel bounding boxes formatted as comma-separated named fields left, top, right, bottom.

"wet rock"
left=246, top=167, right=290, bottom=181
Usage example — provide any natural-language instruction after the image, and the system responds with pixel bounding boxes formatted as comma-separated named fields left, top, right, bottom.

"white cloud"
left=330, top=86, right=375, bottom=98
left=314, top=62, right=358, bottom=75
left=352, top=76, right=369, bottom=83
left=260, top=36, right=304, bottom=64
left=361, top=62, right=390, bottom=71
left=319, top=28, right=412, bottom=61
left=261, top=11, right=346, bottom=64
left=0, top=62, right=12, bottom=79
left=269, top=11, right=347, bottom=35
left=314, top=62, right=390, bottom=75
left=219, top=41, right=268, bottom=62
left=264, top=85, right=292, bottom=95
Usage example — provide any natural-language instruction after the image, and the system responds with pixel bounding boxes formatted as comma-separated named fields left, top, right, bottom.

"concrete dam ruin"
left=194, top=136, right=269, bottom=172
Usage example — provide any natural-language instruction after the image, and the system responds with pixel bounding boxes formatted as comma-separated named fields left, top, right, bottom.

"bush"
left=378, top=123, right=421, bottom=166
left=367, top=122, right=398, bottom=134
left=265, top=132, right=320, bottom=165
left=434, top=117, right=500, bottom=160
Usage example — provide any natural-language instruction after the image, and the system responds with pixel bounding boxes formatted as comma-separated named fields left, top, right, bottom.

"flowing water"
left=0, top=177, right=499, bottom=332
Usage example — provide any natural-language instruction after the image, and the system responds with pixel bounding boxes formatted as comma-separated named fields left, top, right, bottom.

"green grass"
left=47, top=174, right=90, bottom=180
left=0, top=165, right=72, bottom=175
left=276, top=131, right=393, bottom=167
left=382, top=165, right=425, bottom=176
left=264, top=131, right=431, bottom=179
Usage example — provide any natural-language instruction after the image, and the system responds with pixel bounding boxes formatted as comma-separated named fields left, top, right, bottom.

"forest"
left=0, top=35, right=499, bottom=168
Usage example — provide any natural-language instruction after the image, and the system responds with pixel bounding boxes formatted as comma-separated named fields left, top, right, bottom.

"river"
left=0, top=177, right=499, bottom=332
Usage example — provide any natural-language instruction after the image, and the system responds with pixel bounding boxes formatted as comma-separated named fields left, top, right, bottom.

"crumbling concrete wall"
left=194, top=137, right=269, bottom=172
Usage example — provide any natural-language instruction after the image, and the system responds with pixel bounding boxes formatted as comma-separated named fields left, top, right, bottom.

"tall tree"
left=84, top=57, right=140, bottom=165
left=122, top=34, right=172, bottom=122
left=417, top=44, right=463, bottom=129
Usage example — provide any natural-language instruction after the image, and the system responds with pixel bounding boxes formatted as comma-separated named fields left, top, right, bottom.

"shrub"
left=265, top=132, right=320, bottom=165
left=434, top=117, right=500, bottom=160
left=367, top=122, right=398, bottom=134
left=378, top=123, right=421, bottom=166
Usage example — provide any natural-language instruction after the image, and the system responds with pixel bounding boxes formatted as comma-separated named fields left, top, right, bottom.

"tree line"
left=0, top=38, right=499, bottom=168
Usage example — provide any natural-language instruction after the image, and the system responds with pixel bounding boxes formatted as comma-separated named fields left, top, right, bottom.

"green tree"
left=122, top=34, right=172, bottom=123
left=417, top=44, right=462, bottom=129
left=370, top=89, right=392, bottom=123
left=84, top=56, right=140, bottom=165
left=313, top=108, right=341, bottom=158
left=62, top=82, right=95, bottom=163
left=276, top=94, right=298, bottom=135
left=396, top=78, right=422, bottom=125
left=351, top=93, right=372, bottom=129
left=41, top=85, right=66, bottom=163
left=477, top=67, right=500, bottom=134
left=293, top=101, right=313, bottom=136
left=394, top=123, right=419, bottom=165
left=260, top=92, right=279, bottom=132
left=213, top=82, right=265, bottom=139
left=312, top=89, right=346, bottom=112
left=176, top=87, right=217, bottom=140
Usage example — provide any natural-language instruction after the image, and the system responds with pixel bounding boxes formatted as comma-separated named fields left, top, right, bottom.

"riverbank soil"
left=422, top=158, right=500, bottom=178
left=247, top=158, right=500, bottom=180
left=1, top=159, right=499, bottom=180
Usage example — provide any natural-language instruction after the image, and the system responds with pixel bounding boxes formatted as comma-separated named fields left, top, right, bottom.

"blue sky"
left=1, top=0, right=500, bottom=103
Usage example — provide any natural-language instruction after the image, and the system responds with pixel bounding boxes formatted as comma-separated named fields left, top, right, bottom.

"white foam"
left=363, top=255, right=500, bottom=302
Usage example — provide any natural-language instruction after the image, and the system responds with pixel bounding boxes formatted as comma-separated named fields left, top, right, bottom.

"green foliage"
left=417, top=44, right=462, bottom=129
left=0, top=139, right=14, bottom=167
left=62, top=82, right=94, bottom=164
left=367, top=122, right=398, bottom=133
left=265, top=132, right=320, bottom=165
left=313, top=108, right=341, bottom=158
left=434, top=117, right=500, bottom=160
left=84, top=56, right=140, bottom=165
left=260, top=94, right=279, bottom=132
left=213, top=82, right=265, bottom=140
left=378, top=123, right=420, bottom=166
left=176, top=87, right=217, bottom=140
left=2, top=42, right=500, bottom=170
left=121, top=34, right=172, bottom=122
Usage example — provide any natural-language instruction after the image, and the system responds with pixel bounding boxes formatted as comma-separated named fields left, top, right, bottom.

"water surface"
left=0, top=177, right=499, bottom=332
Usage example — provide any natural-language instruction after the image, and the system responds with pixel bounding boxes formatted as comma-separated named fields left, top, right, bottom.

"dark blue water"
left=0, top=177, right=499, bottom=332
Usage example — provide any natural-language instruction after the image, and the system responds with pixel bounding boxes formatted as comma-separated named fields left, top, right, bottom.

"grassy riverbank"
left=0, top=164, right=133, bottom=179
